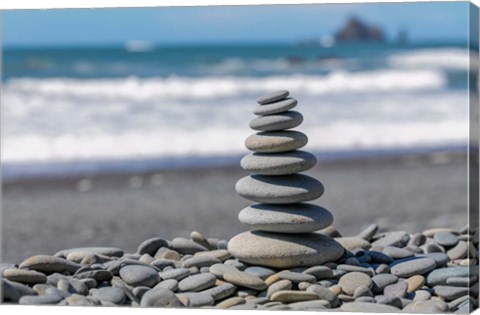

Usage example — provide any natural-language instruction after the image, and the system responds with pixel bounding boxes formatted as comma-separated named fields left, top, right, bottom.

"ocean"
left=1, top=42, right=471, bottom=180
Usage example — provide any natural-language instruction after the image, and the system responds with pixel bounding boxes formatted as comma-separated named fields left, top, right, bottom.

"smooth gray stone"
left=57, top=278, right=89, bottom=295
left=119, top=265, right=160, bottom=287
left=19, top=255, right=81, bottom=275
left=2, top=280, right=21, bottom=302
left=340, top=302, right=399, bottom=312
left=376, top=264, right=391, bottom=274
left=202, top=283, right=237, bottom=301
left=306, top=284, right=339, bottom=307
left=245, top=131, right=308, bottom=153
left=4, top=279, right=38, bottom=298
left=33, top=283, right=55, bottom=295
left=137, top=237, right=169, bottom=256
left=171, top=238, right=207, bottom=254
left=417, top=252, right=449, bottom=267
left=64, top=294, right=100, bottom=306
left=303, top=266, right=334, bottom=280
left=74, top=269, right=113, bottom=282
left=2, top=268, right=47, bottom=285
left=337, top=264, right=374, bottom=276
left=449, top=295, right=472, bottom=311
left=177, top=292, right=214, bottom=307
left=235, top=174, right=324, bottom=204
left=371, top=232, right=410, bottom=248
left=151, top=259, right=176, bottom=269
left=288, top=300, right=330, bottom=310
left=338, top=272, right=373, bottom=296
left=355, top=296, right=376, bottom=303
left=250, top=111, right=303, bottom=131
left=240, top=151, right=316, bottom=175
left=267, top=280, right=293, bottom=298
left=133, top=286, right=150, bottom=299
left=159, top=268, right=191, bottom=281
left=279, top=271, right=316, bottom=283
left=19, top=294, right=63, bottom=305
left=434, top=231, right=459, bottom=247
left=140, top=287, right=183, bottom=307
left=254, top=98, right=297, bottom=115
left=224, top=259, right=247, bottom=270
left=154, top=279, right=178, bottom=291
left=382, top=246, right=414, bottom=259
left=371, top=274, right=398, bottom=294
left=45, top=287, right=71, bottom=299
left=209, top=263, right=238, bottom=279
left=447, top=241, right=468, bottom=260
left=244, top=266, right=275, bottom=279
left=368, top=251, right=394, bottom=264
left=353, top=285, right=373, bottom=298
left=412, top=289, right=432, bottom=301
left=54, top=247, right=124, bottom=259
left=238, top=203, right=332, bottom=233
left=223, top=270, right=267, bottom=291
left=257, top=90, right=289, bottom=105
left=228, top=231, right=344, bottom=268
left=384, top=281, right=407, bottom=298
left=90, top=287, right=126, bottom=304
left=433, top=285, right=469, bottom=301
left=334, top=237, right=371, bottom=251
left=390, top=258, right=436, bottom=277
left=246, top=297, right=270, bottom=305
left=426, top=267, right=475, bottom=286
left=80, top=278, right=97, bottom=289
left=178, top=273, right=216, bottom=292
left=375, top=295, right=402, bottom=308
left=357, top=224, right=379, bottom=241
left=181, top=256, right=221, bottom=268
left=403, top=300, right=449, bottom=313
left=446, top=276, right=476, bottom=286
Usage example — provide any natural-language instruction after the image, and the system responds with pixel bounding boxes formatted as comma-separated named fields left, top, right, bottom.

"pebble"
left=228, top=231, right=344, bottom=268
left=368, top=251, right=394, bottom=264
left=58, top=278, right=89, bottom=295
left=334, top=237, right=371, bottom=250
left=178, top=273, right=216, bottom=292
left=356, top=224, right=379, bottom=241
left=217, top=296, right=246, bottom=309
left=371, top=232, right=410, bottom=248
left=90, top=287, right=126, bottom=304
left=338, top=272, right=373, bottom=296
left=3, top=268, right=47, bottom=285
left=181, top=255, right=221, bottom=268
left=446, top=276, right=475, bottom=286
left=190, top=231, right=213, bottom=250
left=244, top=266, right=275, bottom=279
left=353, top=285, right=373, bottom=298
left=244, top=131, right=308, bottom=153
left=250, top=111, right=303, bottom=131
left=177, top=292, right=214, bottom=307
left=384, top=281, right=408, bottom=298
left=267, top=279, right=293, bottom=298
left=371, top=274, right=398, bottom=294
left=241, top=151, right=316, bottom=176
left=434, top=231, right=459, bottom=247
left=238, top=203, right=332, bottom=233
left=382, top=246, right=414, bottom=259
left=254, top=98, right=297, bottom=116
left=155, top=279, right=179, bottom=291
left=119, top=265, right=160, bottom=287
left=390, top=257, right=436, bottom=277
left=406, top=275, right=425, bottom=293
left=195, top=249, right=231, bottom=262
left=447, top=240, right=468, bottom=260
left=270, top=290, right=319, bottom=303
left=136, top=238, right=169, bottom=256
left=403, top=300, right=449, bottom=313
left=337, top=264, right=374, bottom=276
left=279, top=271, right=316, bottom=283
left=46, top=287, right=71, bottom=299
left=223, top=270, right=267, bottom=291
left=426, top=266, right=473, bottom=286
left=417, top=252, right=450, bottom=267
left=171, top=238, right=207, bottom=254
left=55, top=247, right=124, bottom=259
left=257, top=90, right=289, bottom=105
left=302, top=266, right=334, bottom=280
left=151, top=259, right=176, bottom=269
left=19, top=294, right=64, bottom=305
left=433, top=285, right=469, bottom=301
left=413, top=289, right=432, bottom=301
left=140, top=287, right=183, bottom=307
left=306, top=284, right=339, bottom=307
left=340, top=302, right=400, bottom=312
left=209, top=263, right=238, bottom=278
left=159, top=268, right=191, bottom=281
left=19, top=255, right=80, bottom=275
left=203, top=282, right=237, bottom=301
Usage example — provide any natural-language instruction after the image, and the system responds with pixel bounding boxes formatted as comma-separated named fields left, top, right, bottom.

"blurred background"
left=1, top=2, right=475, bottom=263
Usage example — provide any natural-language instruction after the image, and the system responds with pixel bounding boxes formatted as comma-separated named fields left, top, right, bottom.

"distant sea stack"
left=228, top=90, right=344, bottom=268
left=335, top=17, right=385, bottom=43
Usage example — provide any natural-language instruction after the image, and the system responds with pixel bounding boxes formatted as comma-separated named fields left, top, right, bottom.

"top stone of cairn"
left=257, top=90, right=289, bottom=105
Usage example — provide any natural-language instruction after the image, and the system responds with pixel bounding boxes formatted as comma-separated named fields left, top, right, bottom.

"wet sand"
left=1, top=152, right=469, bottom=263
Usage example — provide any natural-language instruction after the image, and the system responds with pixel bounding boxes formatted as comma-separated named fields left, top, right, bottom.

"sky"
left=2, top=2, right=470, bottom=47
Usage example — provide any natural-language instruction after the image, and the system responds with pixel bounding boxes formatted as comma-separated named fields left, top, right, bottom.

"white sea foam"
left=388, top=48, right=473, bottom=71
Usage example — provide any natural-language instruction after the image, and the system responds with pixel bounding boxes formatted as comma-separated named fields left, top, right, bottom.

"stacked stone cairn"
left=228, top=90, right=345, bottom=268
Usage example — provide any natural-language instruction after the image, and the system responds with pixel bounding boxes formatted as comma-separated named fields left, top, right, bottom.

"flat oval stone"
left=159, top=268, right=191, bottom=281
left=250, top=111, right=303, bottom=131
left=238, top=203, right=333, bottom=233
left=371, top=274, right=398, bottom=294
left=270, top=290, right=319, bottom=303
left=90, top=287, right=126, bottom=304
left=382, top=246, right=414, bottom=259
left=19, top=255, right=80, bottom=275
left=155, top=279, right=179, bottom=291
left=3, top=268, right=47, bottom=285
left=119, top=265, right=160, bottom=287
left=181, top=256, right=221, bottom=268
left=403, top=300, right=449, bottom=313
left=254, top=98, right=297, bottom=115
left=140, top=287, right=183, bottom=307
left=176, top=292, right=214, bottom=307
left=334, top=237, right=371, bottom=251
left=209, top=264, right=238, bottom=279
left=228, top=231, right=344, bottom=268
left=390, top=258, right=436, bottom=277
left=257, top=90, right=289, bottom=105
left=137, top=238, right=169, bottom=256
left=303, top=266, right=334, bottom=280
left=223, top=270, right=267, bottom=291
left=235, top=174, right=324, bottom=204
left=267, top=279, right=293, bottom=298
left=244, top=266, right=275, bottom=279
left=19, top=294, right=64, bottom=305
left=241, top=151, right=316, bottom=175
left=434, top=285, right=469, bottom=301
left=202, top=283, right=237, bottom=301
left=417, top=252, right=449, bottom=267
left=306, top=284, right=339, bottom=307
left=434, top=231, right=458, bottom=247
left=384, top=281, right=408, bottom=299
left=171, top=238, right=207, bottom=254
left=178, top=273, right=216, bottom=292
left=55, top=247, right=124, bottom=259
left=340, top=302, right=400, bottom=312
left=245, top=131, right=307, bottom=153
left=371, top=232, right=410, bottom=248
left=279, top=271, right=316, bottom=283
left=406, top=275, right=425, bottom=293
left=426, top=267, right=474, bottom=286
left=447, top=240, right=468, bottom=260
left=338, top=272, right=373, bottom=296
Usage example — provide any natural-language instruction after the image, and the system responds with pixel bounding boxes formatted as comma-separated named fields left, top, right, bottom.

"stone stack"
left=228, top=90, right=345, bottom=268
